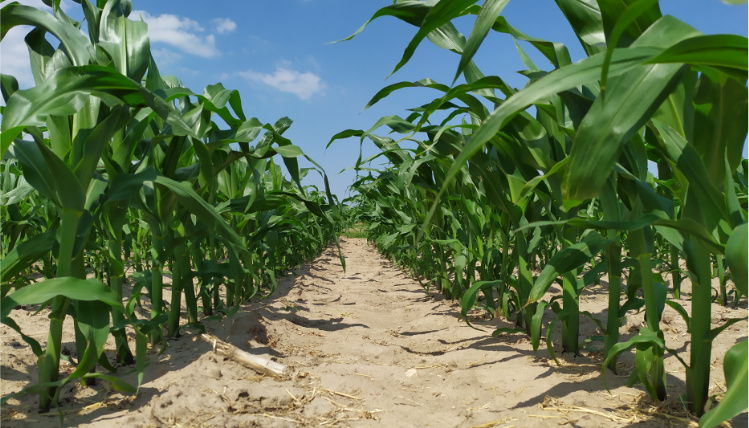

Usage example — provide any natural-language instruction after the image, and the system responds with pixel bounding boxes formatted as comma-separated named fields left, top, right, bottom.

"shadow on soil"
left=3, top=243, right=747, bottom=427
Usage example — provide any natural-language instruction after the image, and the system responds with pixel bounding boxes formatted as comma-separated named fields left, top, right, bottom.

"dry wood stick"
left=200, top=333, right=287, bottom=378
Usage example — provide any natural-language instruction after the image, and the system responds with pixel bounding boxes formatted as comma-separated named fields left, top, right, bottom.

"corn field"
left=1, top=0, right=341, bottom=415
left=333, top=0, right=748, bottom=425
left=1, top=0, right=747, bottom=427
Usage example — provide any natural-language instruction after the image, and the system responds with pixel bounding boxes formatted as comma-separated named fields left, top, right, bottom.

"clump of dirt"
left=1, top=238, right=747, bottom=427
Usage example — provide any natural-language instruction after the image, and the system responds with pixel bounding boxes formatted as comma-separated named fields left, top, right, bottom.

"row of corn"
left=1, top=0, right=340, bottom=413
left=334, top=1, right=747, bottom=426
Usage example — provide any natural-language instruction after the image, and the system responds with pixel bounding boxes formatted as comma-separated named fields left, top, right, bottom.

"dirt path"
left=2, top=238, right=747, bottom=427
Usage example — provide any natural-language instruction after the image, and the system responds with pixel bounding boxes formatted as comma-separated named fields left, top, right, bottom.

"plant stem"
left=604, top=243, right=622, bottom=373
left=686, top=238, right=713, bottom=415
left=561, top=271, right=580, bottom=355
left=631, top=227, right=667, bottom=401
left=670, top=246, right=681, bottom=299
left=39, top=207, right=79, bottom=411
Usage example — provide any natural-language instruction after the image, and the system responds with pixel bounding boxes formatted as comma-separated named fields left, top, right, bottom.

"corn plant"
left=337, top=0, right=747, bottom=421
left=1, top=0, right=340, bottom=412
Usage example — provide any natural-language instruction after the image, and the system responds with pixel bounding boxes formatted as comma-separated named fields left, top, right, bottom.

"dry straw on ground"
left=2, top=238, right=747, bottom=427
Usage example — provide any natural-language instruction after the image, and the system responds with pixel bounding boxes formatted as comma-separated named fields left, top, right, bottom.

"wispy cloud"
left=238, top=67, right=325, bottom=101
left=211, top=18, right=237, bottom=34
left=131, top=10, right=218, bottom=58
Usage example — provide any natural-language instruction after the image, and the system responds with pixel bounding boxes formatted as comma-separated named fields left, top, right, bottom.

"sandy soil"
left=1, top=237, right=747, bottom=427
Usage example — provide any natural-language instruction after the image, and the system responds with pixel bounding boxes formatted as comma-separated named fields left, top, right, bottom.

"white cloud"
left=0, top=0, right=76, bottom=89
left=151, top=48, right=184, bottom=69
left=212, top=18, right=237, bottom=34
left=7, top=0, right=74, bottom=12
left=8, top=0, right=48, bottom=9
left=238, top=67, right=325, bottom=101
left=0, top=7, right=226, bottom=88
left=0, top=27, right=36, bottom=88
left=131, top=10, right=218, bottom=58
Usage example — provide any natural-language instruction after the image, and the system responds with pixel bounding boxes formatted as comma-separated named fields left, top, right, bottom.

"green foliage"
left=337, top=0, right=747, bottom=419
left=699, top=341, right=748, bottom=428
left=0, top=0, right=341, bottom=412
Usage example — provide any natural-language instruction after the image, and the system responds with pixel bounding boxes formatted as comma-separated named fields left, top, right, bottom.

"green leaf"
left=725, top=224, right=748, bottom=295
left=699, top=341, right=748, bottom=428
left=0, top=229, right=56, bottom=283
left=664, top=300, right=690, bottom=331
left=273, top=144, right=304, bottom=158
left=530, top=300, right=548, bottom=351
left=1, top=277, right=123, bottom=321
left=528, top=232, right=611, bottom=303
left=490, top=16, right=572, bottom=68
left=460, top=280, right=503, bottom=327
left=73, top=300, right=110, bottom=358
left=564, top=17, right=700, bottom=200
left=454, top=0, right=509, bottom=83
left=98, top=0, right=150, bottom=81
left=153, top=175, right=244, bottom=249
left=602, top=325, right=665, bottom=386
left=599, top=0, right=660, bottom=99
left=651, top=119, right=731, bottom=241
left=644, top=34, right=748, bottom=73
left=1, top=73, right=19, bottom=102
left=424, top=46, right=661, bottom=231
left=555, top=0, right=606, bottom=55
left=135, top=331, right=147, bottom=393
left=633, top=339, right=660, bottom=399
left=104, top=168, right=158, bottom=202
left=72, top=105, right=133, bottom=187
left=10, top=140, right=85, bottom=210
left=334, top=1, right=439, bottom=43
left=598, top=0, right=661, bottom=48
left=1, top=65, right=196, bottom=157
left=68, top=301, right=110, bottom=380
left=363, top=78, right=448, bottom=111
left=1, top=3, right=94, bottom=66
left=390, top=0, right=478, bottom=77
left=690, top=71, right=748, bottom=189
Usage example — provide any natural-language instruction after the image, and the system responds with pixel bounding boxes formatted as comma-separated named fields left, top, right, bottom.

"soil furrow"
left=1, top=237, right=746, bottom=427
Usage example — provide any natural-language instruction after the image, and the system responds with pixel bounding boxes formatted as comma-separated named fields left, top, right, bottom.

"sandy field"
left=1, top=237, right=747, bottom=427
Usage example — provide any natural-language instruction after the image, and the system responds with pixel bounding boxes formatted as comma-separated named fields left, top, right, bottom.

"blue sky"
left=1, top=0, right=747, bottom=199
